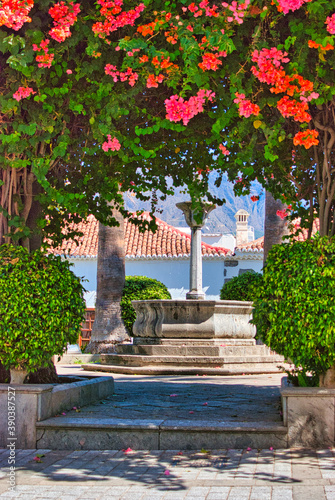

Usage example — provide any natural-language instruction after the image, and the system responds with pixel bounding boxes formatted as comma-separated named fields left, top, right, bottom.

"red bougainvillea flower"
left=293, top=129, right=319, bottom=149
left=49, top=1, right=81, bottom=42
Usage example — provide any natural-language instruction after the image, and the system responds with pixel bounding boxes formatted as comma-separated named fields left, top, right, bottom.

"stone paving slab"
left=50, top=368, right=284, bottom=424
left=1, top=449, right=335, bottom=499
left=35, top=369, right=287, bottom=450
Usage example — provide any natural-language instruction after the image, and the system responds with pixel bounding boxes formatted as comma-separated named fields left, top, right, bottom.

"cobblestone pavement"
left=1, top=448, right=335, bottom=499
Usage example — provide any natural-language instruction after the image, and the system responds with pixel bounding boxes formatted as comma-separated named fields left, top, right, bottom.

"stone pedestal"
left=176, top=201, right=216, bottom=300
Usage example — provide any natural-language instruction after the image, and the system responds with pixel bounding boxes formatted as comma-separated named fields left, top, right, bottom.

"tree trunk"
left=0, top=167, right=42, bottom=250
left=86, top=211, right=129, bottom=353
left=263, top=190, right=290, bottom=265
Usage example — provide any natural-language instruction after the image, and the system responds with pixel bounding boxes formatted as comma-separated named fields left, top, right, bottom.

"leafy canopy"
left=1, top=0, right=335, bottom=244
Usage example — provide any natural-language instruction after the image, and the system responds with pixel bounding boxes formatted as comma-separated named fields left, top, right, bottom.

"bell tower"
left=234, top=209, right=250, bottom=247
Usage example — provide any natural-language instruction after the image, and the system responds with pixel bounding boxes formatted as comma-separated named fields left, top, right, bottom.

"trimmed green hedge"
left=0, top=244, right=86, bottom=373
left=252, top=236, right=335, bottom=380
left=121, top=276, right=171, bottom=334
left=220, top=271, right=263, bottom=301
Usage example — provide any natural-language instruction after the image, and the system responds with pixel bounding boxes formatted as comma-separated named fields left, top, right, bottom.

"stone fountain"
left=91, top=202, right=284, bottom=375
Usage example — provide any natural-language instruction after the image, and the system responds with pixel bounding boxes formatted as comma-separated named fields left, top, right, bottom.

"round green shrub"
left=0, top=244, right=86, bottom=373
left=220, top=271, right=263, bottom=301
left=252, top=236, right=335, bottom=379
left=121, top=276, right=171, bottom=334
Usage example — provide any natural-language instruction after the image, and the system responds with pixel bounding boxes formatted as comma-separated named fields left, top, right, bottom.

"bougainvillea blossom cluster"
left=293, top=129, right=319, bottom=149
left=277, top=96, right=311, bottom=123
left=105, top=64, right=139, bottom=86
left=219, top=144, right=230, bottom=155
left=165, top=89, right=215, bottom=125
left=102, top=135, right=121, bottom=152
left=199, top=52, right=224, bottom=71
left=146, top=74, right=165, bottom=88
left=276, top=0, right=309, bottom=14
left=276, top=205, right=292, bottom=219
left=221, top=0, right=250, bottom=23
left=0, top=0, right=33, bottom=30
left=325, top=13, right=335, bottom=34
left=249, top=47, right=320, bottom=147
left=48, top=1, right=81, bottom=42
left=234, top=93, right=260, bottom=117
left=13, top=86, right=35, bottom=101
left=92, top=0, right=145, bottom=38
left=32, top=39, right=55, bottom=68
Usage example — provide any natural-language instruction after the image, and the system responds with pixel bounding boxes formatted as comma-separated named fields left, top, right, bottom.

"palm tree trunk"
left=263, top=191, right=290, bottom=265
left=86, top=210, right=129, bottom=353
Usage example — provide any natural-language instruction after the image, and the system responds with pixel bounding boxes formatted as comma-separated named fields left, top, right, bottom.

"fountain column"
left=176, top=201, right=216, bottom=300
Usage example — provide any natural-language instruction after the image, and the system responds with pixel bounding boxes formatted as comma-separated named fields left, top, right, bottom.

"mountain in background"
left=124, top=173, right=265, bottom=240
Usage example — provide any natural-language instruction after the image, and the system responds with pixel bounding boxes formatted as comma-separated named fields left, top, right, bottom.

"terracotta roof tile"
left=50, top=213, right=231, bottom=259
left=236, top=218, right=320, bottom=252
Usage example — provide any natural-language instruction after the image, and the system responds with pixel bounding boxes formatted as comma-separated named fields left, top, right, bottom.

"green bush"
left=0, top=244, right=86, bottom=373
left=252, top=236, right=335, bottom=380
left=121, top=276, right=171, bottom=334
left=220, top=271, right=263, bottom=301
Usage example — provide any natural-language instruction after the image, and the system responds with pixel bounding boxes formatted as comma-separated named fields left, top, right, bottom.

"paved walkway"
left=1, top=367, right=335, bottom=499
left=1, top=448, right=335, bottom=499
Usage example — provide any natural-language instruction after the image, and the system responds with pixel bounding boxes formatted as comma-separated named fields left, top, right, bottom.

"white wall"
left=68, top=255, right=263, bottom=304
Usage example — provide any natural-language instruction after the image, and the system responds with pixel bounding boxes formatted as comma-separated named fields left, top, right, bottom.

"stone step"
left=36, top=417, right=288, bottom=450
left=100, top=353, right=284, bottom=367
left=82, top=362, right=284, bottom=376
left=133, top=338, right=256, bottom=346
left=116, top=344, right=273, bottom=357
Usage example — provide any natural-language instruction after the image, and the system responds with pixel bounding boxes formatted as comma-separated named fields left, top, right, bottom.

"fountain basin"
left=132, top=300, right=256, bottom=341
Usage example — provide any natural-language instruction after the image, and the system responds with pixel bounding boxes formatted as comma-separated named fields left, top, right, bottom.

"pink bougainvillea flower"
left=234, top=92, right=260, bottom=118
left=170, top=394, right=178, bottom=397
left=326, top=13, right=335, bottom=34
left=219, top=144, right=230, bottom=155
left=164, top=469, right=170, bottom=475
left=269, top=446, right=274, bottom=450
left=13, top=86, right=36, bottom=101
left=66, top=69, right=72, bottom=74
left=102, top=135, right=121, bottom=152
left=165, top=89, right=215, bottom=125
left=189, top=411, right=194, bottom=414
left=0, top=0, right=34, bottom=30
left=246, top=447, right=252, bottom=451
left=122, top=447, right=133, bottom=453
left=276, top=0, right=309, bottom=14
left=202, top=402, right=208, bottom=405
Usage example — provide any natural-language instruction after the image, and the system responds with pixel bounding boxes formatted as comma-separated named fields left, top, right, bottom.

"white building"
left=51, top=212, right=264, bottom=304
